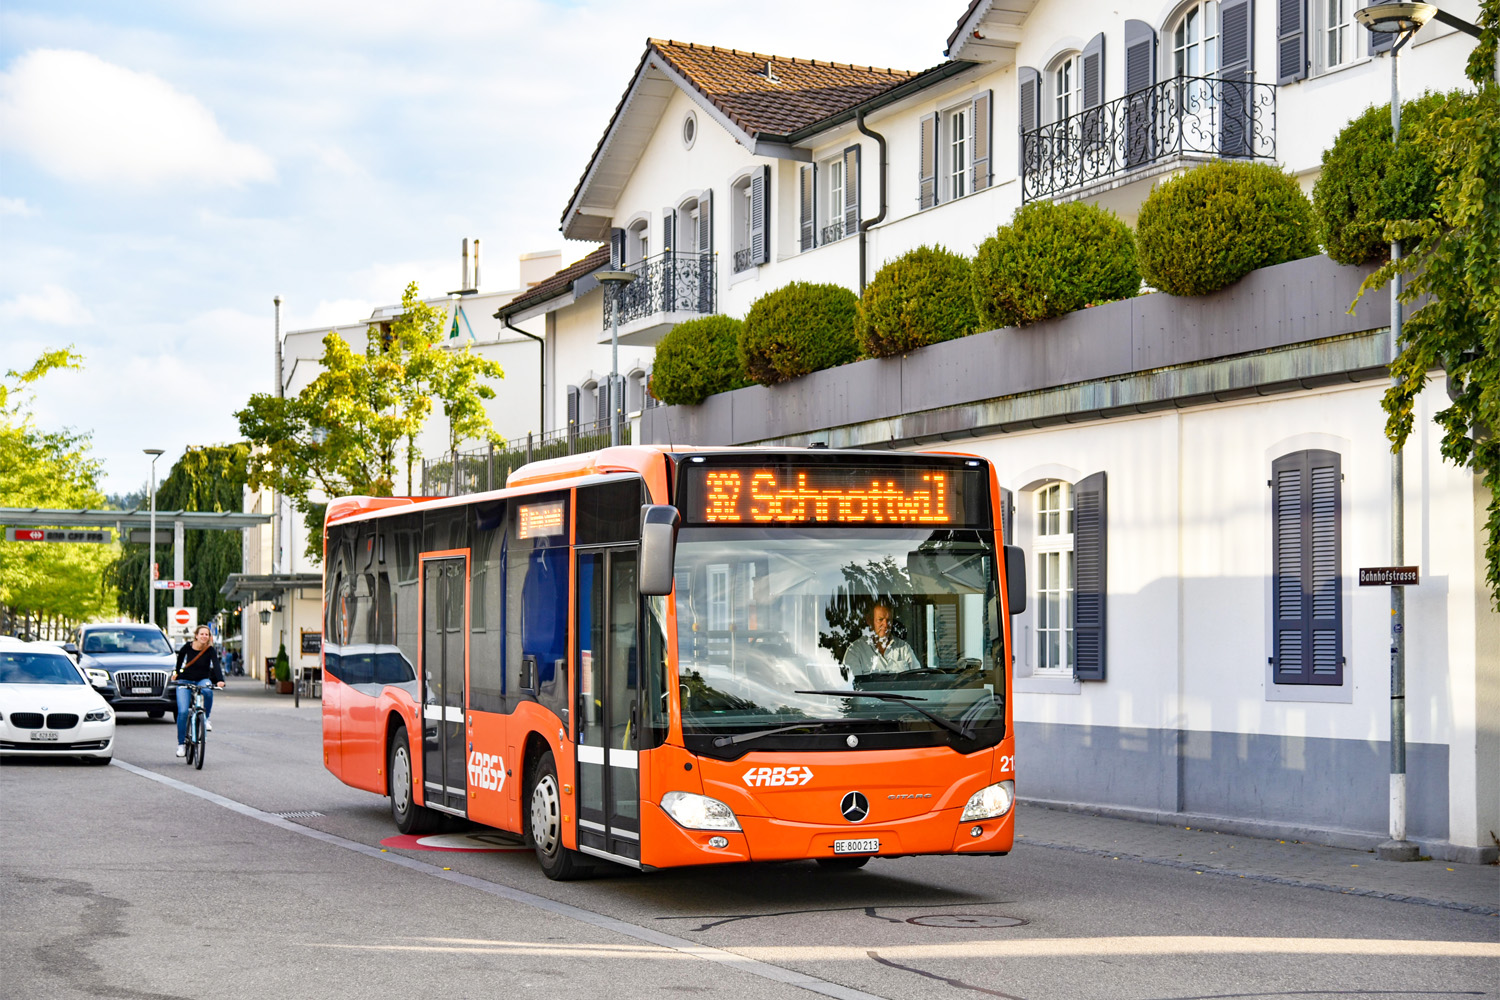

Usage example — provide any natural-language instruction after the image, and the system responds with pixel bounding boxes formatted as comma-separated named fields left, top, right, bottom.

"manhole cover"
left=907, top=914, right=1026, bottom=928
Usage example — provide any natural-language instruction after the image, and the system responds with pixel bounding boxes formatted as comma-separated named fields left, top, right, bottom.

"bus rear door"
left=421, top=553, right=468, bottom=816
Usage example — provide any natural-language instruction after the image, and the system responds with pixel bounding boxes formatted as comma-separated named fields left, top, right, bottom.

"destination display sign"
left=517, top=500, right=566, bottom=539
left=679, top=464, right=987, bottom=527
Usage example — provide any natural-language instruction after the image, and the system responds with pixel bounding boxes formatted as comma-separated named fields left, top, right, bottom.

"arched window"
left=1033, top=480, right=1075, bottom=673
left=1050, top=53, right=1083, bottom=122
left=1171, top=0, right=1220, bottom=78
left=626, top=218, right=649, bottom=266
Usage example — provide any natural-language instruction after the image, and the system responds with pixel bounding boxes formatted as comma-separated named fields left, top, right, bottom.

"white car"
left=0, top=637, right=115, bottom=764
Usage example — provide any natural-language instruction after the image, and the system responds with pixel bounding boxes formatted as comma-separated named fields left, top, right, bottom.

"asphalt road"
left=3, top=680, right=1495, bottom=1000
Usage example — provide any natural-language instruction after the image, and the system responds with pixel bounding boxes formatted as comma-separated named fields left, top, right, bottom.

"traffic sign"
left=168, top=607, right=198, bottom=636
left=152, top=580, right=194, bottom=590
left=1359, top=566, right=1420, bottom=586
left=5, top=527, right=112, bottom=544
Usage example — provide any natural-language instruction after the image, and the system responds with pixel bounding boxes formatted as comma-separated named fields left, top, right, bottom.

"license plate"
left=833, top=838, right=879, bottom=855
left=131, top=687, right=153, bottom=695
left=30, top=731, right=59, bottom=742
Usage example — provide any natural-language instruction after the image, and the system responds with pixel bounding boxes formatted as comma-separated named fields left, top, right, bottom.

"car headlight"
left=85, top=668, right=110, bottom=686
left=960, top=780, right=1015, bottom=822
left=84, top=709, right=113, bottom=723
left=660, top=791, right=741, bottom=831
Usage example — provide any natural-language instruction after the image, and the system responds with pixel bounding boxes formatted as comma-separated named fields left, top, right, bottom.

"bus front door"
left=575, top=547, right=641, bottom=864
left=421, top=555, right=468, bottom=816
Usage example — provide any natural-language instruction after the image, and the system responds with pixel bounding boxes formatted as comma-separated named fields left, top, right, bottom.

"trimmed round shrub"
left=1312, top=90, right=1455, bottom=266
left=970, top=200, right=1140, bottom=328
left=1136, top=161, right=1318, bottom=297
left=857, top=245, right=980, bottom=358
left=648, top=314, right=748, bottom=405
left=739, top=281, right=859, bottom=386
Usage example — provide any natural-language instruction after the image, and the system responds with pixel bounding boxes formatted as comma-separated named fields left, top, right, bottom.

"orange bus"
left=321, top=446, right=1025, bottom=879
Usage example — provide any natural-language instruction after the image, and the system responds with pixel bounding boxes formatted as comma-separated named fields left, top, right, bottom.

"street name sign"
left=152, top=580, right=194, bottom=590
left=6, top=527, right=112, bottom=544
left=1359, top=566, right=1420, bottom=586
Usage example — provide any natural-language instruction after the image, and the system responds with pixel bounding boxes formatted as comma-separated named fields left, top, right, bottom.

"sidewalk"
left=1016, top=801, right=1499, bottom=916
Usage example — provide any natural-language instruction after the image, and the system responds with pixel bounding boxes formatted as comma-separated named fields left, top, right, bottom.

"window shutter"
left=1082, top=33, right=1106, bottom=108
left=919, top=112, right=939, bottom=209
left=1017, top=67, right=1041, bottom=173
left=696, top=189, right=713, bottom=311
left=661, top=209, right=675, bottom=254
left=1124, top=20, right=1156, bottom=93
left=660, top=209, right=676, bottom=312
left=594, top=382, right=609, bottom=430
left=1369, top=21, right=1395, bottom=53
left=1124, top=20, right=1158, bottom=167
left=843, top=145, right=861, bottom=238
left=799, top=163, right=816, bottom=251
left=1072, top=471, right=1107, bottom=682
left=750, top=165, right=770, bottom=265
left=970, top=90, right=992, bottom=192
left=1271, top=450, right=1343, bottom=685
left=697, top=189, right=712, bottom=254
left=1277, top=0, right=1307, bottom=83
left=608, top=228, right=626, bottom=269
left=1219, top=0, right=1255, bottom=158
left=566, top=385, right=580, bottom=439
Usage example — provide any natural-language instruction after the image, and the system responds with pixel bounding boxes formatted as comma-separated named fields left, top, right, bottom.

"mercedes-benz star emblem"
left=845, top=734, right=859, bottom=748
left=840, top=791, right=870, bottom=823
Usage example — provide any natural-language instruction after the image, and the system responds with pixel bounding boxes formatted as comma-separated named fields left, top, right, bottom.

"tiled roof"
left=650, top=39, right=919, bottom=137
left=947, top=0, right=988, bottom=53
left=495, top=244, right=609, bottom=317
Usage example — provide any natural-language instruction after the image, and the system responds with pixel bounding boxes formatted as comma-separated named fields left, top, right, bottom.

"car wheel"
left=529, top=750, right=591, bottom=881
left=388, top=725, right=442, bottom=835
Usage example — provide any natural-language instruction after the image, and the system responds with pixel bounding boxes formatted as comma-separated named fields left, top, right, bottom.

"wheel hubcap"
left=393, top=746, right=411, bottom=817
left=531, top=775, right=560, bottom=857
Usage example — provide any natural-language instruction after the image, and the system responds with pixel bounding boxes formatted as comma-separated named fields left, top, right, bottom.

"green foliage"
left=237, top=282, right=504, bottom=559
left=739, top=282, right=859, bottom=386
left=109, top=444, right=250, bottom=626
left=1313, top=91, right=1455, bottom=265
left=857, top=245, right=980, bottom=357
left=1363, top=85, right=1500, bottom=607
left=0, top=348, right=119, bottom=630
left=970, top=201, right=1139, bottom=328
left=1136, top=161, right=1318, bottom=296
left=648, top=315, right=748, bottom=405
left=273, top=643, right=291, bottom=682
left=1468, top=0, right=1498, bottom=86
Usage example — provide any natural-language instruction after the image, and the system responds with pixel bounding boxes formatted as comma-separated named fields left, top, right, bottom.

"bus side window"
left=507, top=491, right=569, bottom=725
left=469, top=503, right=505, bottom=713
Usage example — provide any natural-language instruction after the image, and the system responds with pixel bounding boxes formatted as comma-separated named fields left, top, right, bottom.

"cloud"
left=0, top=196, right=36, bottom=216
left=0, top=284, right=93, bottom=326
left=0, top=49, right=275, bottom=189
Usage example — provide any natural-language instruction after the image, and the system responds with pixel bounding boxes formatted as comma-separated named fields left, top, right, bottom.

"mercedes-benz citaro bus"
left=321, top=446, right=1025, bottom=880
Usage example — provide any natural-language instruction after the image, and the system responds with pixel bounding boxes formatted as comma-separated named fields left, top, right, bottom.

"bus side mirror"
left=1004, top=545, right=1027, bottom=616
left=640, top=505, right=680, bottom=596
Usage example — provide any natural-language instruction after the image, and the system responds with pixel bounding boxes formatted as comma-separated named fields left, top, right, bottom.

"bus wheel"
left=529, top=750, right=590, bottom=881
left=815, top=856, right=870, bottom=871
left=389, top=726, right=442, bottom=835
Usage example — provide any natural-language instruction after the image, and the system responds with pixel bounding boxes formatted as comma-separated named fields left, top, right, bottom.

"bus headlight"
left=660, top=791, right=741, bottom=831
left=960, top=780, right=1014, bottom=821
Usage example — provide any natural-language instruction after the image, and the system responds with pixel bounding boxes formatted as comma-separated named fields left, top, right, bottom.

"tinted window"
left=1, top=652, right=86, bottom=685
left=507, top=490, right=569, bottom=724
left=470, top=503, right=505, bottom=713
left=577, top=478, right=642, bottom=544
left=82, top=629, right=172, bottom=655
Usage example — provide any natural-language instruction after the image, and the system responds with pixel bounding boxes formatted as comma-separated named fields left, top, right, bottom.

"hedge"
left=857, top=245, right=979, bottom=358
left=971, top=200, right=1139, bottom=328
left=739, top=281, right=859, bottom=386
left=648, top=314, right=748, bottom=405
left=1136, top=161, right=1317, bottom=296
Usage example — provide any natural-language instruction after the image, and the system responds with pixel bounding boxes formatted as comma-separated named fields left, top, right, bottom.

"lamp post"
left=143, top=449, right=165, bottom=627
left=595, top=270, right=639, bottom=447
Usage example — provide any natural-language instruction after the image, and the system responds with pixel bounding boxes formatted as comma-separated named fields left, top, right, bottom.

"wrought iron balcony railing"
left=1020, top=74, right=1275, bottom=203
left=603, top=251, right=715, bottom=328
left=732, top=248, right=754, bottom=273
left=820, top=221, right=847, bottom=244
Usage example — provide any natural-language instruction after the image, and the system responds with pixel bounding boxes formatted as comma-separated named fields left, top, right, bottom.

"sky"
left=0, top=0, right=954, bottom=496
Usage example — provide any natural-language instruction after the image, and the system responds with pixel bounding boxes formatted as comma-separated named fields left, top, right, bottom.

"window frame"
left=822, top=156, right=846, bottom=244
left=1032, top=481, right=1076, bottom=676
left=1051, top=54, right=1083, bottom=123
left=1314, top=0, right=1361, bottom=74
left=946, top=103, right=969, bottom=201
left=1169, top=0, right=1221, bottom=78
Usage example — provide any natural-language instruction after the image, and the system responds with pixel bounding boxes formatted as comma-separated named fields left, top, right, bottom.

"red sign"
left=172, top=608, right=193, bottom=626
left=152, top=580, right=193, bottom=590
left=12, top=529, right=44, bottom=541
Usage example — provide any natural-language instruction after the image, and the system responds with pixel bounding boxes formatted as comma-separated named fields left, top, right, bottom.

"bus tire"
left=389, top=725, right=442, bottom=835
left=815, top=856, right=870, bottom=871
left=529, top=750, right=589, bottom=881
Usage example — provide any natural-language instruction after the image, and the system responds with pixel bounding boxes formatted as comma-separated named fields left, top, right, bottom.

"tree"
left=0, top=348, right=119, bottom=634
left=1362, top=4, right=1500, bottom=605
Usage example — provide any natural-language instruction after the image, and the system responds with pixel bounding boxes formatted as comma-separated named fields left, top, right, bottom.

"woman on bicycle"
left=173, top=625, right=225, bottom=757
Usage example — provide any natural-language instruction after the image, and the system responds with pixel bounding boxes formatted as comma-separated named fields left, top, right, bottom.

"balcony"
left=600, top=250, right=716, bottom=345
left=1021, top=74, right=1276, bottom=204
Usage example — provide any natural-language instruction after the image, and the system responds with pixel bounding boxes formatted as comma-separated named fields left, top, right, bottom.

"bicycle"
left=175, top=681, right=209, bottom=770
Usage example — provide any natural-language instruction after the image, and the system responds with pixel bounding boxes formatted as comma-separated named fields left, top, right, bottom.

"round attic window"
left=682, top=111, right=698, bottom=149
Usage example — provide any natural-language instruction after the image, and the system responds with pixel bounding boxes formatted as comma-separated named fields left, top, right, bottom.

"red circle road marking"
left=379, top=833, right=530, bottom=853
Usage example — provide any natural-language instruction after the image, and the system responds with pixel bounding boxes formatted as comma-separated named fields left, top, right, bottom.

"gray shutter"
left=970, top=90, right=992, bottom=192
left=1219, top=0, right=1255, bottom=158
left=566, top=385, right=580, bottom=442
left=799, top=163, right=816, bottom=251
left=750, top=165, right=770, bottom=265
left=660, top=209, right=676, bottom=313
left=609, top=228, right=626, bottom=269
left=843, top=145, right=861, bottom=239
left=1271, top=450, right=1343, bottom=685
left=1072, top=471, right=1107, bottom=682
left=1278, top=0, right=1307, bottom=83
left=594, top=382, right=609, bottom=430
left=1124, top=20, right=1158, bottom=167
left=697, top=189, right=712, bottom=254
left=661, top=209, right=675, bottom=254
left=1017, top=67, right=1040, bottom=174
left=1369, top=21, right=1395, bottom=53
left=919, top=112, right=938, bottom=209
left=1082, top=33, right=1106, bottom=108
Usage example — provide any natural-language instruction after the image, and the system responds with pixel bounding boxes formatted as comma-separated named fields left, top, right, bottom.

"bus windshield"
left=672, top=528, right=1003, bottom=752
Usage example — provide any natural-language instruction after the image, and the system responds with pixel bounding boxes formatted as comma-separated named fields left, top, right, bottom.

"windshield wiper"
left=711, top=718, right=848, bottom=748
left=794, top=690, right=975, bottom=741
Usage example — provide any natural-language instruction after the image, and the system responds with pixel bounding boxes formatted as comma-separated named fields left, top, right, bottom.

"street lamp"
left=259, top=608, right=271, bottom=626
left=143, top=449, right=164, bottom=627
left=595, top=270, right=638, bottom=447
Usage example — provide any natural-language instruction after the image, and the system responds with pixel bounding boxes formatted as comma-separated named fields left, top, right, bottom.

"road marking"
left=109, top=759, right=889, bottom=1000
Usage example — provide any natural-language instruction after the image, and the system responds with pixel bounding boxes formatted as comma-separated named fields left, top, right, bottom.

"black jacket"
left=174, top=643, right=224, bottom=684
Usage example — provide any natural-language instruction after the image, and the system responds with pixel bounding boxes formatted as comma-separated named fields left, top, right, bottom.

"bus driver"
left=842, top=600, right=919, bottom=677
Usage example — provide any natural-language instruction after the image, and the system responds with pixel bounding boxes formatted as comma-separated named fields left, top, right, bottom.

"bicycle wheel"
left=184, top=731, right=197, bottom=766
left=193, top=710, right=206, bottom=770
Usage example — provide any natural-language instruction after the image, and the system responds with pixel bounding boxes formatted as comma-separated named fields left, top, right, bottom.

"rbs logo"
left=742, top=765, right=814, bottom=788
left=468, top=751, right=505, bottom=792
